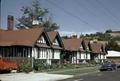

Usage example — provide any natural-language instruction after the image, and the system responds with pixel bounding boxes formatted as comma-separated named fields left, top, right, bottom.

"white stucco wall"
left=101, top=55, right=104, bottom=59
left=47, top=49, right=52, bottom=59
left=104, top=55, right=106, bottom=59
left=81, top=53, right=86, bottom=59
left=77, top=52, right=80, bottom=59
left=72, top=55, right=77, bottom=64
left=32, top=48, right=37, bottom=59
left=54, top=50, right=60, bottom=59
left=87, top=53, right=90, bottom=60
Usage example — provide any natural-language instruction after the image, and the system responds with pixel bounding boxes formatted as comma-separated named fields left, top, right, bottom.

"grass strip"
left=48, top=66, right=99, bottom=75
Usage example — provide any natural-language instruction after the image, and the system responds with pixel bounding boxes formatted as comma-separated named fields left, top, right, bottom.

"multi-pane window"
left=53, top=39, right=59, bottom=45
left=80, top=45, right=83, bottom=49
left=37, top=36, right=46, bottom=44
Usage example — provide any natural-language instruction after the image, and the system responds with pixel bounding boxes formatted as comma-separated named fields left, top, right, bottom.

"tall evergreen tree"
left=16, top=0, right=59, bottom=31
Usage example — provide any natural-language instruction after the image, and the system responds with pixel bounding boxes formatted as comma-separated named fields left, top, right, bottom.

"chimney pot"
left=7, top=15, right=14, bottom=30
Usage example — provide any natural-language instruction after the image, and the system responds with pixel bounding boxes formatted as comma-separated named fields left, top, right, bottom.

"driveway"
left=0, top=72, right=73, bottom=81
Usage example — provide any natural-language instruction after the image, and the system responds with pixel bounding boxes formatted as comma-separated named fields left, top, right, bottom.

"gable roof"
left=47, top=31, right=63, bottom=49
left=89, top=42, right=102, bottom=54
left=0, top=27, right=45, bottom=46
left=0, top=29, right=4, bottom=31
left=47, top=31, right=58, bottom=43
left=82, top=39, right=90, bottom=50
left=62, top=38, right=83, bottom=51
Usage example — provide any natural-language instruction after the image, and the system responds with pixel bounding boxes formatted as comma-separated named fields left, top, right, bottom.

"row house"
left=0, top=27, right=64, bottom=65
left=89, top=41, right=107, bottom=63
left=0, top=15, right=107, bottom=66
left=62, top=38, right=107, bottom=64
left=62, top=38, right=90, bottom=64
left=47, top=31, right=64, bottom=64
left=0, top=16, right=63, bottom=65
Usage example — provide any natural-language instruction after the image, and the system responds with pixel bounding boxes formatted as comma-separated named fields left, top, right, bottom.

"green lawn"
left=48, top=66, right=99, bottom=75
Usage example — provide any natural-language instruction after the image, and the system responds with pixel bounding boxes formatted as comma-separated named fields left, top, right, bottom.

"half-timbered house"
left=89, top=41, right=106, bottom=63
left=0, top=26, right=56, bottom=65
left=62, top=38, right=87, bottom=64
left=47, top=31, right=64, bottom=64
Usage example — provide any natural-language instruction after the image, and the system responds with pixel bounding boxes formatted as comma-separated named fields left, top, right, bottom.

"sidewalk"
left=0, top=72, right=73, bottom=81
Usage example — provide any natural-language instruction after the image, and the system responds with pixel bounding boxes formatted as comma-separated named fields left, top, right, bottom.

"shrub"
left=17, top=63, right=32, bottom=73
left=34, top=59, right=44, bottom=71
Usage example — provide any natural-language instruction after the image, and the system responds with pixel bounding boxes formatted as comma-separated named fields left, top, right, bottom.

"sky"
left=0, top=0, right=120, bottom=35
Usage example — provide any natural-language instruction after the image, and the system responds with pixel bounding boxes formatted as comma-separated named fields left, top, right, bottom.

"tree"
left=105, top=29, right=112, bottom=33
left=16, top=0, right=59, bottom=31
left=106, top=39, right=120, bottom=51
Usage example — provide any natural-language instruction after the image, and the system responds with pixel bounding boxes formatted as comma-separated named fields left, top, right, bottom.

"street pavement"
left=59, top=69, right=120, bottom=81
left=0, top=72, right=73, bottom=81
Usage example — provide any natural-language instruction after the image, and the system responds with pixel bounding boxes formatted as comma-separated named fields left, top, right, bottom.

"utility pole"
left=0, top=0, right=1, bottom=27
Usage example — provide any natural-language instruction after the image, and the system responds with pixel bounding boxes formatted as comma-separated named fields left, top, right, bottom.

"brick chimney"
left=7, top=15, right=14, bottom=30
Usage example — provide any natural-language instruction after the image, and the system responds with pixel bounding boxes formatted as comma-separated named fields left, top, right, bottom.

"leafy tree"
left=16, top=0, right=59, bottom=31
left=105, top=29, right=112, bottom=33
left=106, top=39, right=120, bottom=51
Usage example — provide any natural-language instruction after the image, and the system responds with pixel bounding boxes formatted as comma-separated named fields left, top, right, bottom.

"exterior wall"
left=32, top=47, right=61, bottom=65
left=100, top=54, right=103, bottom=59
left=72, top=53, right=77, bottom=64
left=81, top=52, right=86, bottom=59
left=86, top=53, right=90, bottom=60
left=71, top=51, right=91, bottom=64
left=53, top=49, right=60, bottom=59
left=32, top=47, right=52, bottom=65
left=32, top=48, right=37, bottom=58
left=91, top=53, right=107, bottom=63
left=77, top=52, right=80, bottom=59
left=104, top=55, right=106, bottom=59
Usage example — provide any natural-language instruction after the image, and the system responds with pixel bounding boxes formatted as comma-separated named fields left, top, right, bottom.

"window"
left=53, top=39, right=59, bottom=45
left=86, top=46, right=89, bottom=50
left=80, top=45, right=83, bottom=49
left=37, top=36, right=46, bottom=44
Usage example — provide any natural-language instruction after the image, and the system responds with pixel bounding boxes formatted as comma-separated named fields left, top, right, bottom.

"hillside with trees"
left=80, top=30, right=120, bottom=51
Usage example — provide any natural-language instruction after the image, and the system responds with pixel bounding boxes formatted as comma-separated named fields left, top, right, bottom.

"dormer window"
left=53, top=39, right=59, bottom=45
left=37, top=36, right=46, bottom=44
left=86, top=46, right=89, bottom=50
left=80, top=45, right=83, bottom=49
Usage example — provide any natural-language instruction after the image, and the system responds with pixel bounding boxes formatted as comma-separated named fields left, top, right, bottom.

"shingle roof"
left=62, top=38, right=82, bottom=51
left=89, top=42, right=102, bottom=54
left=0, top=27, right=44, bottom=46
left=47, top=31, right=63, bottom=49
left=47, top=31, right=58, bottom=43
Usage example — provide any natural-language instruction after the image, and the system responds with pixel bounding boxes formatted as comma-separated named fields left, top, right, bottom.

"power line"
left=74, top=0, right=110, bottom=27
left=0, top=0, right=1, bottom=27
left=46, top=0, right=98, bottom=30
left=95, top=0, right=120, bottom=25
left=75, top=0, right=99, bottom=18
left=84, top=0, right=120, bottom=30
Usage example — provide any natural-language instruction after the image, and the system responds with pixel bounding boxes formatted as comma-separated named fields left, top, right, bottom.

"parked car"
left=99, top=62, right=117, bottom=71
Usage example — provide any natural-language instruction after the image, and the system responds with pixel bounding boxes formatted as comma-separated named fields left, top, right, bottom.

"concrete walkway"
left=0, top=72, right=73, bottom=81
